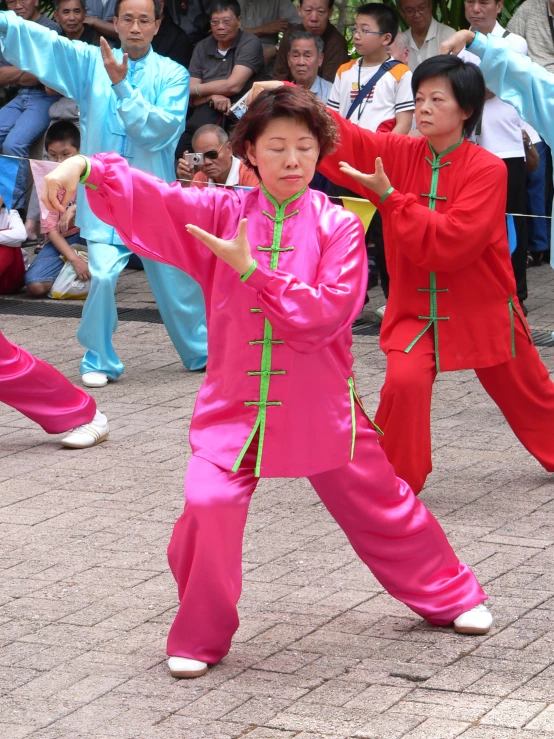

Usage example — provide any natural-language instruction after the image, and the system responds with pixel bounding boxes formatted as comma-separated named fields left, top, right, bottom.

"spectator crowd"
left=0, top=0, right=552, bottom=327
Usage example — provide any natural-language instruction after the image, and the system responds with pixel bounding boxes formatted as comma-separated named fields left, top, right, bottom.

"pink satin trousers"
left=167, top=407, right=486, bottom=663
left=0, top=330, right=95, bottom=433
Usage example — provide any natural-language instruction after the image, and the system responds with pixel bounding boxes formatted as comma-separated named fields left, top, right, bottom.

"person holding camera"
left=176, top=123, right=259, bottom=188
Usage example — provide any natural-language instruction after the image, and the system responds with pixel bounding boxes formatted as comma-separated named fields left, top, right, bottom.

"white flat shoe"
left=167, top=656, right=208, bottom=678
left=453, top=603, right=493, bottom=635
left=61, top=411, right=109, bottom=449
left=82, top=371, right=108, bottom=388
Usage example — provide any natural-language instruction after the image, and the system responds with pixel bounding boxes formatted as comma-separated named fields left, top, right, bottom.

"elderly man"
left=399, top=0, right=454, bottom=70
left=0, top=0, right=208, bottom=386
left=287, top=29, right=331, bottom=103
left=177, top=0, right=264, bottom=156
left=238, top=0, right=300, bottom=75
left=56, top=0, right=100, bottom=42
left=273, top=0, right=348, bottom=82
left=176, top=124, right=259, bottom=187
left=0, top=0, right=59, bottom=227
left=389, top=30, right=410, bottom=65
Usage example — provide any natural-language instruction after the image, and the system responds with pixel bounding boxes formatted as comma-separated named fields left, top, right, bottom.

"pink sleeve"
left=41, top=207, right=60, bottom=234
left=84, top=152, right=242, bottom=287
left=244, top=212, right=367, bottom=354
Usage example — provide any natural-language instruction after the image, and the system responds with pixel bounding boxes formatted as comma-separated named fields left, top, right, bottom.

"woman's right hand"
left=246, top=80, right=285, bottom=105
left=42, top=156, right=87, bottom=214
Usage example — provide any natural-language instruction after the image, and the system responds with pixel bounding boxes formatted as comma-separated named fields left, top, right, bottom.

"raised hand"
left=42, top=156, right=88, bottom=214
left=100, top=36, right=128, bottom=85
left=246, top=80, right=285, bottom=105
left=439, top=30, right=475, bottom=56
left=338, top=158, right=392, bottom=199
left=185, top=218, right=254, bottom=276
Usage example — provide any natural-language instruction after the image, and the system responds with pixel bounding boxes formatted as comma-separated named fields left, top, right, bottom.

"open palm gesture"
left=339, top=158, right=391, bottom=199
left=186, top=218, right=254, bottom=276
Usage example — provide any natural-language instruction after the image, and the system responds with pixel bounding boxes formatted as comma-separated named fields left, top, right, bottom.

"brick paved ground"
left=0, top=265, right=554, bottom=738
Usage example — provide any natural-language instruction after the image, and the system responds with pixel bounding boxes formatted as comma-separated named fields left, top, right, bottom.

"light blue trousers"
left=77, top=241, right=207, bottom=379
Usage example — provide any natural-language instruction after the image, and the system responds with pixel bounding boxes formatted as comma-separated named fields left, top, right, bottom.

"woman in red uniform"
left=313, top=54, right=554, bottom=494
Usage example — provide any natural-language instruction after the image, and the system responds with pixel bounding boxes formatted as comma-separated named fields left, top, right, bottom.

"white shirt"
left=0, top=207, right=27, bottom=267
left=327, top=57, right=414, bottom=132
left=461, top=22, right=538, bottom=159
left=206, top=156, right=242, bottom=187
left=406, top=18, right=456, bottom=71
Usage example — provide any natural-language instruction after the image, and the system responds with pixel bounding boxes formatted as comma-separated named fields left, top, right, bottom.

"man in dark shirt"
left=56, top=0, right=100, bottom=43
left=0, top=0, right=59, bottom=222
left=273, top=0, right=348, bottom=82
left=152, top=0, right=193, bottom=68
left=177, top=0, right=263, bottom=156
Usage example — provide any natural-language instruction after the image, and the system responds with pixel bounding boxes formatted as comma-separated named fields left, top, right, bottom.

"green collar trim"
left=261, top=182, right=307, bottom=217
left=426, top=136, right=465, bottom=163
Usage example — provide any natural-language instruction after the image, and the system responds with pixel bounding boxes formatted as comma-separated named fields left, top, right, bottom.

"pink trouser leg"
left=0, top=330, right=96, bottom=433
left=166, top=452, right=258, bottom=664
left=309, top=406, right=487, bottom=626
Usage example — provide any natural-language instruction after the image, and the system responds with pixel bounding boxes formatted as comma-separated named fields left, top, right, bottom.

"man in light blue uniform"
left=441, top=28, right=554, bottom=270
left=0, top=0, right=207, bottom=387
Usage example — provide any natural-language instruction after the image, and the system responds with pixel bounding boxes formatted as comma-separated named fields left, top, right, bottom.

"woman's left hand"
left=339, top=158, right=391, bottom=199
left=186, top=218, right=254, bottom=276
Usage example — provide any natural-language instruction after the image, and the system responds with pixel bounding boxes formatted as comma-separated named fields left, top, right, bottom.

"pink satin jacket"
left=84, top=153, right=368, bottom=477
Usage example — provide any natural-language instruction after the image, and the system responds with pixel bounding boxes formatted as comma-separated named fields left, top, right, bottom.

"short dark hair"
left=231, top=85, right=338, bottom=178
left=55, top=0, right=87, bottom=11
left=208, top=0, right=240, bottom=17
left=45, top=120, right=80, bottom=150
left=356, top=3, right=398, bottom=41
left=298, top=0, right=335, bottom=8
left=289, top=29, right=324, bottom=55
left=114, top=0, right=161, bottom=20
left=412, top=55, right=485, bottom=137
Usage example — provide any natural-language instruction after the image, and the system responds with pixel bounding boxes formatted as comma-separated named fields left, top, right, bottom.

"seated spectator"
left=152, top=0, right=193, bottom=68
left=287, top=29, right=332, bottom=103
left=273, top=0, right=348, bottom=82
left=176, top=123, right=259, bottom=187
left=0, top=0, right=59, bottom=239
left=177, top=0, right=264, bottom=156
left=164, top=0, right=209, bottom=45
left=25, top=121, right=89, bottom=297
left=56, top=0, right=100, bottom=43
left=399, top=0, right=455, bottom=71
left=389, top=30, right=410, bottom=65
left=238, top=0, right=300, bottom=76
left=83, top=0, right=119, bottom=43
left=0, top=193, right=27, bottom=294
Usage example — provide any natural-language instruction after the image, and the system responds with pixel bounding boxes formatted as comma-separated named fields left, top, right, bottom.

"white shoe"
left=82, top=371, right=108, bottom=388
left=167, top=656, right=208, bottom=678
left=61, top=411, right=109, bottom=449
left=375, top=304, right=386, bottom=321
left=453, top=603, right=493, bottom=635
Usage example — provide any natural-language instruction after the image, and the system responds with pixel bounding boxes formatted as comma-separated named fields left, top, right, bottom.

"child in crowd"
left=0, top=192, right=27, bottom=294
left=25, top=121, right=89, bottom=297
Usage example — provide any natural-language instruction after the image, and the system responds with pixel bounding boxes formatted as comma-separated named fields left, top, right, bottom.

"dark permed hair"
left=230, top=85, right=339, bottom=179
left=356, top=3, right=398, bottom=42
left=45, top=120, right=80, bottom=150
left=412, top=54, right=485, bottom=137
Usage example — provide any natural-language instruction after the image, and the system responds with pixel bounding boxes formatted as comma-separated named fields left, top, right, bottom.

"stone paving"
left=1, top=264, right=554, bottom=738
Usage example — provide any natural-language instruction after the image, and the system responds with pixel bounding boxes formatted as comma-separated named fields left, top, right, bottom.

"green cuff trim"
left=240, top=259, right=258, bottom=282
left=379, top=186, right=394, bottom=203
left=78, top=156, right=97, bottom=190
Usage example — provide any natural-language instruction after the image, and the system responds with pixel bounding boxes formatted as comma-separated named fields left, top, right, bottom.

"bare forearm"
left=47, top=229, right=76, bottom=260
left=195, top=78, right=245, bottom=98
left=0, top=67, right=25, bottom=85
left=85, top=16, right=118, bottom=40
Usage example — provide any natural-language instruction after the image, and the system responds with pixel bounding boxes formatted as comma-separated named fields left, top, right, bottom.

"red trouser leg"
left=476, top=320, right=554, bottom=472
left=166, top=452, right=258, bottom=664
left=309, top=406, right=486, bottom=626
left=0, top=330, right=96, bottom=433
left=0, top=244, right=25, bottom=294
left=375, top=339, right=437, bottom=494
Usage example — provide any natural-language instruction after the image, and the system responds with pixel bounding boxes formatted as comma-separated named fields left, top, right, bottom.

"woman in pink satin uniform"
left=43, top=86, right=491, bottom=679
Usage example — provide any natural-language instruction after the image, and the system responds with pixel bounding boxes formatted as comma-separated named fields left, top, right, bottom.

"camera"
left=184, top=152, right=204, bottom=166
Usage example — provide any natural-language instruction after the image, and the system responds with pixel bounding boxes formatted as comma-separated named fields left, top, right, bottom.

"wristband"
left=195, top=83, right=202, bottom=97
left=379, top=186, right=394, bottom=203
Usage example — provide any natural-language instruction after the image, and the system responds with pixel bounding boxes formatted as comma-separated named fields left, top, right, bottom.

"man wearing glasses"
left=176, top=0, right=264, bottom=156
left=399, top=0, right=455, bottom=70
left=0, top=0, right=208, bottom=386
left=176, top=124, right=259, bottom=188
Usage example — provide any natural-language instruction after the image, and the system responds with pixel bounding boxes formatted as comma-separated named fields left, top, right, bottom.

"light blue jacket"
left=0, top=11, right=189, bottom=244
left=468, top=31, right=554, bottom=261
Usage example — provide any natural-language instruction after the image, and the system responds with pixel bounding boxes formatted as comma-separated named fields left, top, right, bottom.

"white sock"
left=93, top=410, right=107, bottom=424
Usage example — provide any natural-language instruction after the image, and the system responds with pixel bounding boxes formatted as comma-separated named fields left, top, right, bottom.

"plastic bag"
left=48, top=250, right=90, bottom=300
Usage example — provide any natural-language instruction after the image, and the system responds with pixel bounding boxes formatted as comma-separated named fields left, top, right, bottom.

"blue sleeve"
left=0, top=11, right=94, bottom=103
left=111, top=62, right=189, bottom=152
left=468, top=31, right=554, bottom=149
